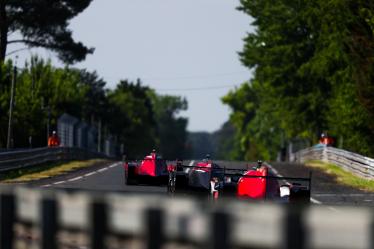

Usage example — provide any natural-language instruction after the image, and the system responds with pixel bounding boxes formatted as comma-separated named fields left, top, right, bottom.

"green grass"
left=1, top=159, right=110, bottom=183
left=306, top=160, right=374, bottom=192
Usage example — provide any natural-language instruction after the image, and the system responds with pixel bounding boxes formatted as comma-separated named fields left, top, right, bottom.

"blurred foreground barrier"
left=0, top=147, right=109, bottom=174
left=294, top=146, right=374, bottom=179
left=0, top=187, right=373, bottom=249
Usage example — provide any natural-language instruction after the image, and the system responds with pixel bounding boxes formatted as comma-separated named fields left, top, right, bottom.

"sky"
left=8, top=0, right=254, bottom=132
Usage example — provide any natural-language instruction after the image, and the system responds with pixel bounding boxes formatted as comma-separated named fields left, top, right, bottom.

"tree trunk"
left=0, top=0, right=8, bottom=63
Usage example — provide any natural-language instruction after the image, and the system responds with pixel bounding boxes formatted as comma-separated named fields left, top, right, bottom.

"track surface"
left=25, top=160, right=374, bottom=206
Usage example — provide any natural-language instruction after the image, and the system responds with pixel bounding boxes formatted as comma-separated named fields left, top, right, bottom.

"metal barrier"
left=0, top=187, right=372, bottom=249
left=0, top=147, right=108, bottom=173
left=294, top=146, right=374, bottom=179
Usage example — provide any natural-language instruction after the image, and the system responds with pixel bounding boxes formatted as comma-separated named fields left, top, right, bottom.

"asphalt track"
left=26, top=160, right=374, bottom=206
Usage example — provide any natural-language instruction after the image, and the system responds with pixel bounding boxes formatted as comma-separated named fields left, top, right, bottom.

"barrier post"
left=0, top=192, right=15, bottom=249
left=211, top=211, right=230, bottom=249
left=90, top=201, right=108, bottom=249
left=282, top=206, right=305, bottom=249
left=146, top=208, right=164, bottom=249
left=41, top=197, right=58, bottom=249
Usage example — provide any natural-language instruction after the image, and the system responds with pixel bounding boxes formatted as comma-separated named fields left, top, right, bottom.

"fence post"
left=90, top=201, right=108, bottom=249
left=146, top=208, right=164, bottom=249
left=0, top=192, right=15, bottom=249
left=282, top=206, right=305, bottom=249
left=210, top=211, right=230, bottom=249
left=41, top=197, right=58, bottom=249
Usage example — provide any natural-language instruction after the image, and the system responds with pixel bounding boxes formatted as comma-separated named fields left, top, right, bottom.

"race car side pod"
left=177, top=165, right=312, bottom=202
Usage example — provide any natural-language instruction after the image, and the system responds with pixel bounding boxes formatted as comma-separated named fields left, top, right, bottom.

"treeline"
left=0, top=58, right=188, bottom=158
left=223, top=0, right=374, bottom=160
left=187, top=122, right=236, bottom=160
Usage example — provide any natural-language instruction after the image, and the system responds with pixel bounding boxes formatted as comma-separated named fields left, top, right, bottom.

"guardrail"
left=0, top=147, right=109, bottom=174
left=293, top=146, right=374, bottom=179
left=0, top=187, right=372, bottom=249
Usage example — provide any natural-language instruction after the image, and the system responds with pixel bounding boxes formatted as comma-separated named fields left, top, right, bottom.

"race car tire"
left=125, top=167, right=137, bottom=185
left=289, top=188, right=310, bottom=203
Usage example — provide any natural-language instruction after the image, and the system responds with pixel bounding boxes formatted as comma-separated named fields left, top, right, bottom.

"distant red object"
left=48, top=134, right=60, bottom=147
left=319, top=135, right=334, bottom=146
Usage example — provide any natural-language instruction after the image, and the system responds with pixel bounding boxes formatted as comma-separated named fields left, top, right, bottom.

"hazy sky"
left=9, top=0, right=254, bottom=132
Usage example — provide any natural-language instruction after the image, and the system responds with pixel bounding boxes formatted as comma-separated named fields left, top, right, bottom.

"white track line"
left=43, top=162, right=121, bottom=187
left=53, top=181, right=66, bottom=185
left=68, top=176, right=83, bottom=182
left=84, top=172, right=97, bottom=177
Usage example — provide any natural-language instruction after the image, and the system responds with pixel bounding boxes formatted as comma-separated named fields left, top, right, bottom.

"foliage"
left=224, top=0, right=374, bottom=160
left=0, top=58, right=189, bottom=158
left=0, top=0, right=94, bottom=63
left=106, top=80, right=157, bottom=158
left=148, top=91, right=188, bottom=159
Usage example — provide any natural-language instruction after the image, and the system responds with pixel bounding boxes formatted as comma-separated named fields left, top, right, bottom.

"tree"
left=0, top=57, right=87, bottom=147
left=75, top=69, right=108, bottom=123
left=0, top=0, right=94, bottom=64
left=148, top=91, right=188, bottom=159
left=107, top=80, right=157, bottom=158
left=224, top=0, right=374, bottom=159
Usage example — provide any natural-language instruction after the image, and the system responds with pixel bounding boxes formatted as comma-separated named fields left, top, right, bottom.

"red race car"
left=227, top=161, right=311, bottom=203
left=124, top=150, right=169, bottom=185
left=124, top=150, right=187, bottom=186
left=174, top=160, right=310, bottom=202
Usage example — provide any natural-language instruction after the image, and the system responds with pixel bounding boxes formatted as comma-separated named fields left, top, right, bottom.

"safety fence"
left=0, top=187, right=373, bottom=249
left=0, top=147, right=109, bottom=174
left=293, top=146, right=374, bottom=179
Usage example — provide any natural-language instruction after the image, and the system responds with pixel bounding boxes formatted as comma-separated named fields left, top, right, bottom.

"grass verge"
left=305, top=160, right=374, bottom=192
left=1, top=159, right=110, bottom=183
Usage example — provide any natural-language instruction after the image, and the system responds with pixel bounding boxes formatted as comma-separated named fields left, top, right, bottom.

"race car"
left=124, top=150, right=187, bottom=186
left=187, top=155, right=224, bottom=190
left=124, top=150, right=169, bottom=185
left=227, top=161, right=311, bottom=203
left=179, top=159, right=311, bottom=202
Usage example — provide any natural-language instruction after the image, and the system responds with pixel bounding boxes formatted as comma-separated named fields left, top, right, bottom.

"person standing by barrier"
left=48, top=131, right=60, bottom=147
left=319, top=133, right=334, bottom=146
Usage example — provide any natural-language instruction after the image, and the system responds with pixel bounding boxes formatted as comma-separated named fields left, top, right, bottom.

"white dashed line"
left=68, top=176, right=83, bottom=182
left=84, top=172, right=97, bottom=177
left=53, top=181, right=66, bottom=185
left=42, top=162, right=121, bottom=187
left=109, top=164, right=118, bottom=168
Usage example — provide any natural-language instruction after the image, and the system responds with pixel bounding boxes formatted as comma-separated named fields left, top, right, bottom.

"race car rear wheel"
left=125, top=167, right=137, bottom=185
